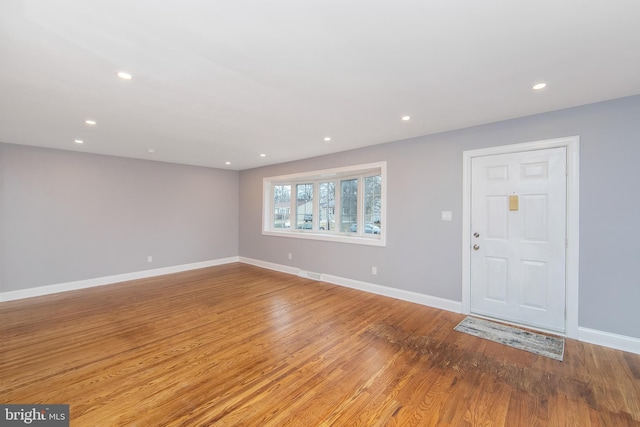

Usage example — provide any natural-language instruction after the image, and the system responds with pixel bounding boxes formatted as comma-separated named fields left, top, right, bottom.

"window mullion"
left=334, top=179, right=341, bottom=233
left=312, top=181, right=319, bottom=231
left=357, top=175, right=364, bottom=235
left=266, top=183, right=273, bottom=231
left=272, top=183, right=281, bottom=231
left=289, top=186, right=294, bottom=230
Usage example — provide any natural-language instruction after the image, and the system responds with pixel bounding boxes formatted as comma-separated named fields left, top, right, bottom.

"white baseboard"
left=578, top=327, right=640, bottom=355
left=0, top=257, right=239, bottom=302
left=321, top=274, right=463, bottom=313
left=239, top=257, right=462, bottom=313
left=238, top=257, right=299, bottom=276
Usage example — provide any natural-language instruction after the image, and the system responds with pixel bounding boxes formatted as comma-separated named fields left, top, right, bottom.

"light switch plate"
left=441, top=211, right=453, bottom=221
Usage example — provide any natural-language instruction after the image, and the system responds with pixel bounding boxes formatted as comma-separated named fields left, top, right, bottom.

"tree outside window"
left=365, top=175, right=382, bottom=228
left=318, top=182, right=335, bottom=231
left=273, top=184, right=291, bottom=228
left=296, top=183, right=313, bottom=229
left=341, top=179, right=358, bottom=232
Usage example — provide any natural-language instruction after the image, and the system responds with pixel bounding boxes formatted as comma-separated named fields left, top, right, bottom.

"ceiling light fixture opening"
left=74, top=139, right=84, bottom=144
left=533, top=82, right=547, bottom=90
left=401, top=116, right=411, bottom=121
left=85, top=119, right=97, bottom=125
left=225, top=161, right=231, bottom=165
left=147, top=148, right=156, bottom=153
left=260, top=153, right=266, bottom=157
left=323, top=137, right=331, bottom=142
left=117, top=71, right=133, bottom=80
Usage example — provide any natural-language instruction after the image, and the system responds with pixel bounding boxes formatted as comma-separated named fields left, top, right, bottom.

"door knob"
left=473, top=244, right=480, bottom=250
left=473, top=232, right=480, bottom=238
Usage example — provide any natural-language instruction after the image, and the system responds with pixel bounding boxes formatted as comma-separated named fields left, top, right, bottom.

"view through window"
left=263, top=162, right=386, bottom=246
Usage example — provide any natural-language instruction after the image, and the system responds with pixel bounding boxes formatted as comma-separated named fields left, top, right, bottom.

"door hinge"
left=565, top=238, right=568, bottom=248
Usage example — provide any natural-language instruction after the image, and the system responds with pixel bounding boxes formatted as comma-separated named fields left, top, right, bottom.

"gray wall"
left=1, top=143, right=239, bottom=292
left=2, top=95, right=638, bottom=340
left=239, top=95, right=640, bottom=339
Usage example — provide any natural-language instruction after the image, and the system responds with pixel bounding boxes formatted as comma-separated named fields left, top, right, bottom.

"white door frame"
left=462, top=136, right=580, bottom=338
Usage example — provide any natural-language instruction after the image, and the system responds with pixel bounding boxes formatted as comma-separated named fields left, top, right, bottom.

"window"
left=318, top=182, right=335, bottom=231
left=364, top=175, right=382, bottom=229
left=295, top=183, right=313, bottom=229
left=263, top=162, right=386, bottom=246
left=273, top=184, right=291, bottom=229
left=340, top=179, right=358, bottom=233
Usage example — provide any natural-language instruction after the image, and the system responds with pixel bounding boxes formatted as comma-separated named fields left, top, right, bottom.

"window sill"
left=262, top=230, right=386, bottom=247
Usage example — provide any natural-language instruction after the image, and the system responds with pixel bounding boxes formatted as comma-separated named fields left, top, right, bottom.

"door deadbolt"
left=473, top=244, right=480, bottom=250
left=473, top=232, right=480, bottom=238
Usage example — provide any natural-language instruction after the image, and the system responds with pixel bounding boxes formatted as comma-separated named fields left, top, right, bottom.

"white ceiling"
left=1, top=0, right=639, bottom=170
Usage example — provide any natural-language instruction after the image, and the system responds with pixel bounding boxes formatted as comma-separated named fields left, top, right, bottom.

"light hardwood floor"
left=2, top=263, right=639, bottom=426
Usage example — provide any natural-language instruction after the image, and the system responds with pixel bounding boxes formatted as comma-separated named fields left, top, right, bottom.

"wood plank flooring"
left=1, top=263, right=639, bottom=426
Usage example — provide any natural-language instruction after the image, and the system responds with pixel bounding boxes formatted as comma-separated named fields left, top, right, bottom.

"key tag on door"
left=509, top=194, right=519, bottom=211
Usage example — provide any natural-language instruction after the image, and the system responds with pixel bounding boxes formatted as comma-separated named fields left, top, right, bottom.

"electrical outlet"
left=372, top=266, right=377, bottom=275
left=147, top=256, right=153, bottom=263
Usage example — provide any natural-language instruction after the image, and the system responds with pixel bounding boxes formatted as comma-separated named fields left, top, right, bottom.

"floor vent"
left=299, top=270, right=322, bottom=281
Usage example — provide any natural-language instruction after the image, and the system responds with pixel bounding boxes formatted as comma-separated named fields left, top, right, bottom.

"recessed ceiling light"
left=532, top=82, right=547, bottom=90
left=74, top=139, right=84, bottom=144
left=147, top=148, right=156, bottom=153
left=117, top=71, right=133, bottom=80
left=225, top=161, right=231, bottom=165
left=260, top=153, right=266, bottom=157
left=85, top=119, right=96, bottom=125
left=401, top=116, right=411, bottom=121
left=324, top=137, right=331, bottom=142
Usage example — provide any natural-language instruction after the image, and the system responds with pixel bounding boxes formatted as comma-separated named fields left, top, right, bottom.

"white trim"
left=462, top=136, right=580, bottom=338
left=321, top=274, right=462, bottom=313
left=261, top=230, right=386, bottom=246
left=578, top=327, right=640, bottom=355
left=264, top=161, right=386, bottom=182
left=239, top=257, right=300, bottom=276
left=0, top=257, right=239, bottom=302
left=239, top=257, right=462, bottom=313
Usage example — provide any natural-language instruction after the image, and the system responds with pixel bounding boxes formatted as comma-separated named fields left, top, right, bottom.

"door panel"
left=470, top=147, right=567, bottom=332
left=521, top=260, right=547, bottom=309
left=485, top=257, right=508, bottom=302
left=522, top=194, right=547, bottom=241
left=486, top=196, right=508, bottom=238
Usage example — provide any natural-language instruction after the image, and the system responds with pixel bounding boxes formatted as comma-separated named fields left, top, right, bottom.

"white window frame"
left=262, top=161, right=387, bottom=247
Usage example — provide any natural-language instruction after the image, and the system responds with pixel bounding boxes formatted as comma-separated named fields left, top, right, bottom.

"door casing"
left=462, top=136, right=580, bottom=338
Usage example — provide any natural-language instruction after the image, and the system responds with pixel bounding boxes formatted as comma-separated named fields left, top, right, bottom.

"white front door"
left=470, top=147, right=567, bottom=332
